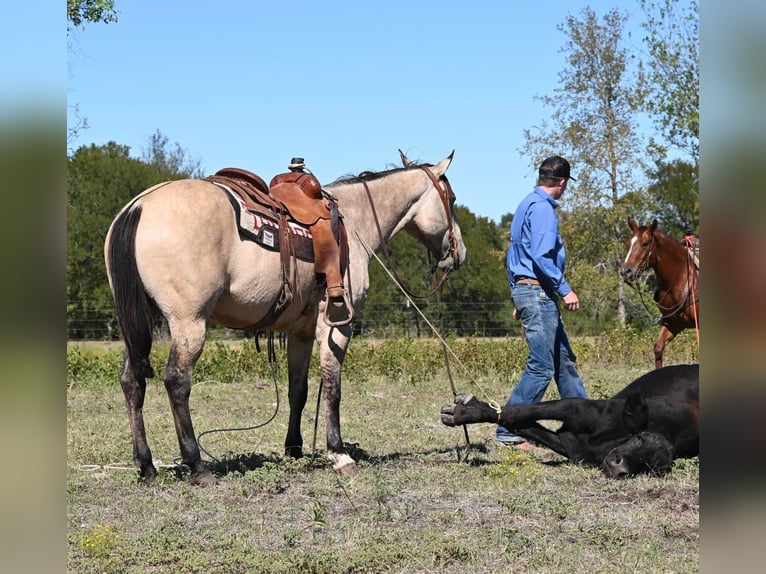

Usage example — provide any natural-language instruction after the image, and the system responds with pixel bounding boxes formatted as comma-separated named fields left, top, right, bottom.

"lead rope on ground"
left=194, top=333, right=282, bottom=467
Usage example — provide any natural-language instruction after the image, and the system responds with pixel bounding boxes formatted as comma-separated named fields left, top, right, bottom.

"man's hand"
left=562, top=291, right=580, bottom=311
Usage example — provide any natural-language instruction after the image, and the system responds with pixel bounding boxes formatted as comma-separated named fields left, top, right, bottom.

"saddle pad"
left=214, top=181, right=315, bottom=261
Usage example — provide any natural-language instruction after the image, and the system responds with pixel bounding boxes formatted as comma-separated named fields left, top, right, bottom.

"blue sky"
left=65, top=1, right=650, bottom=222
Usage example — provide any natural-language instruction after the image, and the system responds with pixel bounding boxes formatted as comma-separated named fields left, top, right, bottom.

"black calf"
left=440, top=364, right=699, bottom=478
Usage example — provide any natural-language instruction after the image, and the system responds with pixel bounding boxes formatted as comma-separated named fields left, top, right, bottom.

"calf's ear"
left=622, top=389, right=649, bottom=434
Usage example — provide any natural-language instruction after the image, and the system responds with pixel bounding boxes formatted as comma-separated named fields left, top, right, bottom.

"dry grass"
left=67, top=339, right=698, bottom=573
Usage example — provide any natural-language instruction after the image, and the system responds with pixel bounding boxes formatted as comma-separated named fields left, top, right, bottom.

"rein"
left=685, top=238, right=701, bottom=345
left=358, top=166, right=458, bottom=299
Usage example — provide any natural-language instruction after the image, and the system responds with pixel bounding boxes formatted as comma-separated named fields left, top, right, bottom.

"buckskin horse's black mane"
left=330, top=162, right=434, bottom=186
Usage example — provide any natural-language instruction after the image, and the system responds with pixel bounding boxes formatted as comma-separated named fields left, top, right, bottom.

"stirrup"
left=323, top=289, right=354, bottom=327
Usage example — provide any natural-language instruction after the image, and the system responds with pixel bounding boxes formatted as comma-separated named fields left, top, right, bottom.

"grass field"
left=67, top=334, right=699, bottom=573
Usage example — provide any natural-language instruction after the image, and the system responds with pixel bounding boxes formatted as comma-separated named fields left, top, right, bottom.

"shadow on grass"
left=345, top=441, right=495, bottom=468
left=162, top=440, right=499, bottom=481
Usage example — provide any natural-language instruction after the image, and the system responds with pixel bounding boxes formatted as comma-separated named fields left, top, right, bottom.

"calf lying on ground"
left=441, top=364, right=699, bottom=478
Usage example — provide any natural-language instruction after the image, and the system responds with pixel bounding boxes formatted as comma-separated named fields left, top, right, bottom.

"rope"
left=359, top=178, right=451, bottom=299
left=194, top=333, right=282, bottom=465
left=350, top=226, right=499, bottom=407
left=311, top=378, right=323, bottom=458
left=434, top=283, right=474, bottom=462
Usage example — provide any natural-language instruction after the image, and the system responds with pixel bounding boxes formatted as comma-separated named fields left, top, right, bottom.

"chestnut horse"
left=104, top=152, right=466, bottom=485
left=620, top=219, right=699, bottom=368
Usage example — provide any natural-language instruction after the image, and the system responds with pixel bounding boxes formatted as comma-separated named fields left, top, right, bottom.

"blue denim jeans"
left=496, top=284, right=588, bottom=442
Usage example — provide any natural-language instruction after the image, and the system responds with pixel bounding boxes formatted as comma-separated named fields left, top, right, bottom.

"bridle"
left=629, top=231, right=656, bottom=280
left=418, top=165, right=461, bottom=269
left=359, top=164, right=461, bottom=298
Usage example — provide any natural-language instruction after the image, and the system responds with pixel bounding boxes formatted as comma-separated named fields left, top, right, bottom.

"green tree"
left=638, top=0, right=699, bottom=261
left=521, top=7, right=648, bottom=330
left=360, top=206, right=514, bottom=338
left=639, top=0, right=699, bottom=164
left=67, top=135, right=198, bottom=339
left=142, top=129, right=204, bottom=178
left=645, top=158, right=699, bottom=237
left=67, top=0, right=119, bottom=30
left=440, top=207, right=515, bottom=336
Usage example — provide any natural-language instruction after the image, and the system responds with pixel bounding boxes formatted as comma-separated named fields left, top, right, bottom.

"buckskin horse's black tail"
left=106, top=203, right=156, bottom=379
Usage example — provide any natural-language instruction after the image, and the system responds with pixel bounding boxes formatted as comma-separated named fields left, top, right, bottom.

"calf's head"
left=601, top=432, right=676, bottom=478
left=600, top=388, right=674, bottom=478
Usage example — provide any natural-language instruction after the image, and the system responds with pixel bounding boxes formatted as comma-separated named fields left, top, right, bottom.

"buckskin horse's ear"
left=430, top=151, right=455, bottom=178
left=398, top=149, right=415, bottom=168
left=650, top=219, right=659, bottom=231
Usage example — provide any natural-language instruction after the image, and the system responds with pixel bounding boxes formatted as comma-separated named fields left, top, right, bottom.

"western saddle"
left=205, top=158, right=352, bottom=327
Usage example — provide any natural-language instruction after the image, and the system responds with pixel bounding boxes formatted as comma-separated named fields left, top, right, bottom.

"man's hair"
left=537, top=174, right=562, bottom=186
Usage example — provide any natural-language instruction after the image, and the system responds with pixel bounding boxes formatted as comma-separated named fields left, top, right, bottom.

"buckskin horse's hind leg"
left=163, top=318, right=216, bottom=485
left=119, top=354, right=158, bottom=483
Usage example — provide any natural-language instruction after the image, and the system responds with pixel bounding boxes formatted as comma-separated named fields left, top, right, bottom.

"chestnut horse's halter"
left=359, top=165, right=461, bottom=299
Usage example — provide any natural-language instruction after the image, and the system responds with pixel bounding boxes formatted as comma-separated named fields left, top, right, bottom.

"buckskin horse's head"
left=399, top=150, right=466, bottom=274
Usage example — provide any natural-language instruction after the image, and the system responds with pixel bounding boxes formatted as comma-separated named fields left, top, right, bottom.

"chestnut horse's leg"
left=284, top=330, right=316, bottom=458
left=119, top=354, right=157, bottom=483
left=163, top=318, right=216, bottom=485
left=653, top=324, right=676, bottom=369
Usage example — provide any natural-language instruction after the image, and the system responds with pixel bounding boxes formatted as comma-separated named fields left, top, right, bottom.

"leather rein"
left=360, top=165, right=460, bottom=299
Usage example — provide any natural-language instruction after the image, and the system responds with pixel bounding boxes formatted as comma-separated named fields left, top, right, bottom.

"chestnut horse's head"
left=620, top=219, right=658, bottom=282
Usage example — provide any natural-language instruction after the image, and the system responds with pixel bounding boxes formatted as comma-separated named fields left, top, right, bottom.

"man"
left=497, top=155, right=589, bottom=448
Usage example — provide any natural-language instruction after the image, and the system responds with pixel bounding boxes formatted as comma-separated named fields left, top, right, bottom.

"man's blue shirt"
left=506, top=187, right=572, bottom=297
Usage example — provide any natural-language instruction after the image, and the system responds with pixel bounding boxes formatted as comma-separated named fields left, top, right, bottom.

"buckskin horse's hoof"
left=331, top=453, right=358, bottom=475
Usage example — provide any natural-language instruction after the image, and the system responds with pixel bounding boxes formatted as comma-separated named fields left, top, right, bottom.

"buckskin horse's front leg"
left=316, top=316, right=357, bottom=474
left=285, top=331, right=315, bottom=458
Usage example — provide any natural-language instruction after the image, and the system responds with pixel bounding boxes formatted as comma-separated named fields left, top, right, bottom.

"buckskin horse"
left=104, top=151, right=466, bottom=485
left=620, top=219, right=699, bottom=368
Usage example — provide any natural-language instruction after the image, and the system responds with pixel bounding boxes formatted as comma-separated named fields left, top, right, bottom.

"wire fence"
left=66, top=299, right=522, bottom=340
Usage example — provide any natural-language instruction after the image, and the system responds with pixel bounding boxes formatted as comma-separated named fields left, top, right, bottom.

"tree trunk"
left=617, top=279, right=626, bottom=328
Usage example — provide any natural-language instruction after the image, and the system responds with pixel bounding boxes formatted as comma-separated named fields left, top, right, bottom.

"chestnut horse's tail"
left=106, top=203, right=157, bottom=379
